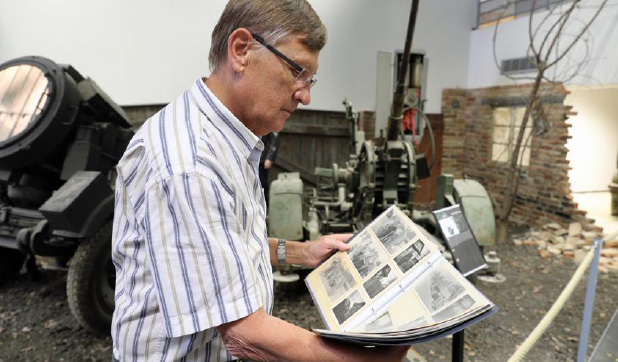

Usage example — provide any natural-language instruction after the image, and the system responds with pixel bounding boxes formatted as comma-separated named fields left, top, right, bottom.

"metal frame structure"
left=476, top=0, right=575, bottom=28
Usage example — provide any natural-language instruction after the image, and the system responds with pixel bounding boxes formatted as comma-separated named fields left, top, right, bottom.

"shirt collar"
left=190, top=78, right=263, bottom=159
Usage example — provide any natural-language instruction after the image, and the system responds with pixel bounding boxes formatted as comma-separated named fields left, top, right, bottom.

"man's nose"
left=293, top=86, right=311, bottom=105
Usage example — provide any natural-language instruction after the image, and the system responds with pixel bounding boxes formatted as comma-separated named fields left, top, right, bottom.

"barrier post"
left=577, top=238, right=603, bottom=362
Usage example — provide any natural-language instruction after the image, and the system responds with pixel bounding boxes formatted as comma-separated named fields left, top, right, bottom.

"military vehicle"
left=268, top=0, right=496, bottom=281
left=0, top=56, right=133, bottom=335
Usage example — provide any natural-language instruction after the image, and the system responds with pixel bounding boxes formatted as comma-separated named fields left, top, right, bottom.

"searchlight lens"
left=0, top=64, right=50, bottom=143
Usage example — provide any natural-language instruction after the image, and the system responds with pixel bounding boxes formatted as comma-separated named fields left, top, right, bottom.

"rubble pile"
left=512, top=222, right=618, bottom=273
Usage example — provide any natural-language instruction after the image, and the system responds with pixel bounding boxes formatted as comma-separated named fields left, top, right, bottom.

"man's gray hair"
left=209, top=0, right=327, bottom=72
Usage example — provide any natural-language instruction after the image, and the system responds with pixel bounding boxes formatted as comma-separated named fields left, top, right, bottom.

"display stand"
left=433, top=204, right=488, bottom=361
left=452, top=330, right=464, bottom=362
left=433, top=204, right=487, bottom=277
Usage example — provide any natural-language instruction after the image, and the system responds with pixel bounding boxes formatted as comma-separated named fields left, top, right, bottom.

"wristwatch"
left=277, top=239, right=286, bottom=265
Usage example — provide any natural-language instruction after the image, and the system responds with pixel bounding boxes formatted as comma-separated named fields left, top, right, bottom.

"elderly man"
left=111, top=0, right=409, bottom=361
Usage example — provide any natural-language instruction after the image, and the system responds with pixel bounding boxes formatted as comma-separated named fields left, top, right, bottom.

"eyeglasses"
left=251, top=33, right=317, bottom=88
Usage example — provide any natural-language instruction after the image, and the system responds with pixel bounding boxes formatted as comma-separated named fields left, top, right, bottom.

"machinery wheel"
left=0, top=248, right=26, bottom=285
left=67, top=221, right=115, bottom=336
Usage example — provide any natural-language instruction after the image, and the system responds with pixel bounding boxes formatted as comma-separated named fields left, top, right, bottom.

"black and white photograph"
left=348, top=232, right=388, bottom=278
left=394, top=239, right=430, bottom=273
left=370, top=209, right=416, bottom=254
left=319, top=257, right=357, bottom=303
left=364, top=312, right=394, bottom=332
left=363, top=264, right=398, bottom=299
left=438, top=215, right=460, bottom=238
left=416, top=265, right=466, bottom=313
left=332, top=290, right=366, bottom=325
left=433, top=294, right=476, bottom=323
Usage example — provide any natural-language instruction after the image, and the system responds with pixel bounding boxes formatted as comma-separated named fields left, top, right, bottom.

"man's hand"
left=301, top=233, right=353, bottom=268
left=264, top=159, right=273, bottom=169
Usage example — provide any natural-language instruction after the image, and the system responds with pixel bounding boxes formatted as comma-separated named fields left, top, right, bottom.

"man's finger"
left=324, top=236, right=352, bottom=251
left=328, top=233, right=354, bottom=242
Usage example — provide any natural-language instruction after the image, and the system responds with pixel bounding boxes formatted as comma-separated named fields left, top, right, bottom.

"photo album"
left=305, top=205, right=497, bottom=345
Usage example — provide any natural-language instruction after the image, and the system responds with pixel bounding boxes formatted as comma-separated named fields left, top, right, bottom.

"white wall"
left=467, top=2, right=618, bottom=89
left=310, top=0, right=477, bottom=114
left=0, top=0, right=223, bottom=106
left=566, top=86, right=618, bottom=192
left=0, top=0, right=476, bottom=114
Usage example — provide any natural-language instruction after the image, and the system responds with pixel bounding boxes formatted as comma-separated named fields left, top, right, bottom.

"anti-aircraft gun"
left=268, top=0, right=496, bottom=280
left=0, top=56, right=133, bottom=335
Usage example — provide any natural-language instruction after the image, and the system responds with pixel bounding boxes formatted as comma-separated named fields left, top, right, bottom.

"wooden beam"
left=281, top=124, right=349, bottom=137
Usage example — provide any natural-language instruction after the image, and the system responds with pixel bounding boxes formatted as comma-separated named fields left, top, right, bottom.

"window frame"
left=491, top=106, right=533, bottom=167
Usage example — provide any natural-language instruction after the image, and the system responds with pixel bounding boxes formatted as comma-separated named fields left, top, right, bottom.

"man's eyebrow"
left=292, top=58, right=315, bottom=73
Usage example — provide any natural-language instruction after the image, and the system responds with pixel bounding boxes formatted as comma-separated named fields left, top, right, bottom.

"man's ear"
left=227, top=28, right=253, bottom=73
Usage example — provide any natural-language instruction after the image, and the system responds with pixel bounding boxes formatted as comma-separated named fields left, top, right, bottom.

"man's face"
left=241, top=34, right=319, bottom=136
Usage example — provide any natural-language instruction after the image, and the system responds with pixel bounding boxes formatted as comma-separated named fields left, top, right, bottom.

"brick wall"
left=359, top=110, right=376, bottom=140
left=442, top=83, right=596, bottom=230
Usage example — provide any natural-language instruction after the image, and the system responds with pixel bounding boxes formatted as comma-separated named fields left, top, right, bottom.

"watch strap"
left=277, top=238, right=286, bottom=265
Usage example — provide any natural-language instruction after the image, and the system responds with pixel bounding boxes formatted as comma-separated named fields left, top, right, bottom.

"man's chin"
left=272, top=121, right=286, bottom=133
left=276, top=112, right=292, bottom=129
left=258, top=112, right=290, bottom=135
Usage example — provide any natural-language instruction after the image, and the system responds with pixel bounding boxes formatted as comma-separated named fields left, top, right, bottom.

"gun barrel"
left=386, top=0, right=420, bottom=141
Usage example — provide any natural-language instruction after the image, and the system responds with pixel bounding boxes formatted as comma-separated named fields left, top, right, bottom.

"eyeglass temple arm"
left=250, top=33, right=304, bottom=73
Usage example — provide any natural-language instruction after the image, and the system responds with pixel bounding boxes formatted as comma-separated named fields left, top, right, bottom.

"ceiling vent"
left=501, top=57, right=536, bottom=74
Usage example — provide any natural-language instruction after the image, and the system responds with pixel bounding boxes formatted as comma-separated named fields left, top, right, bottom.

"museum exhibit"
left=0, top=0, right=617, bottom=361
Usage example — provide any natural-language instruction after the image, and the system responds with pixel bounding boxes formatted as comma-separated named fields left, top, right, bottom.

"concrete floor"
left=572, top=191, right=618, bottom=239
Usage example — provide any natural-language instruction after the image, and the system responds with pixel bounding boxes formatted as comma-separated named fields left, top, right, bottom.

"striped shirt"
left=111, top=78, right=273, bottom=362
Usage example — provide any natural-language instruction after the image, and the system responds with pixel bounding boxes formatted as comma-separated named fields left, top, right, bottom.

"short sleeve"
left=143, top=173, right=261, bottom=338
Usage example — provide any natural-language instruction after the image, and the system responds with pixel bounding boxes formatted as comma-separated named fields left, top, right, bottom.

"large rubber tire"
left=0, top=247, right=26, bottom=285
left=67, top=221, right=115, bottom=336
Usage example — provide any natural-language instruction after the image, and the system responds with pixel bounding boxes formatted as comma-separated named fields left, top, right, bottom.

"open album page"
left=351, top=257, right=492, bottom=335
left=307, top=206, right=452, bottom=331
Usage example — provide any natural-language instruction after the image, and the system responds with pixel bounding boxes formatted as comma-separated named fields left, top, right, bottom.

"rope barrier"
left=508, top=231, right=618, bottom=362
